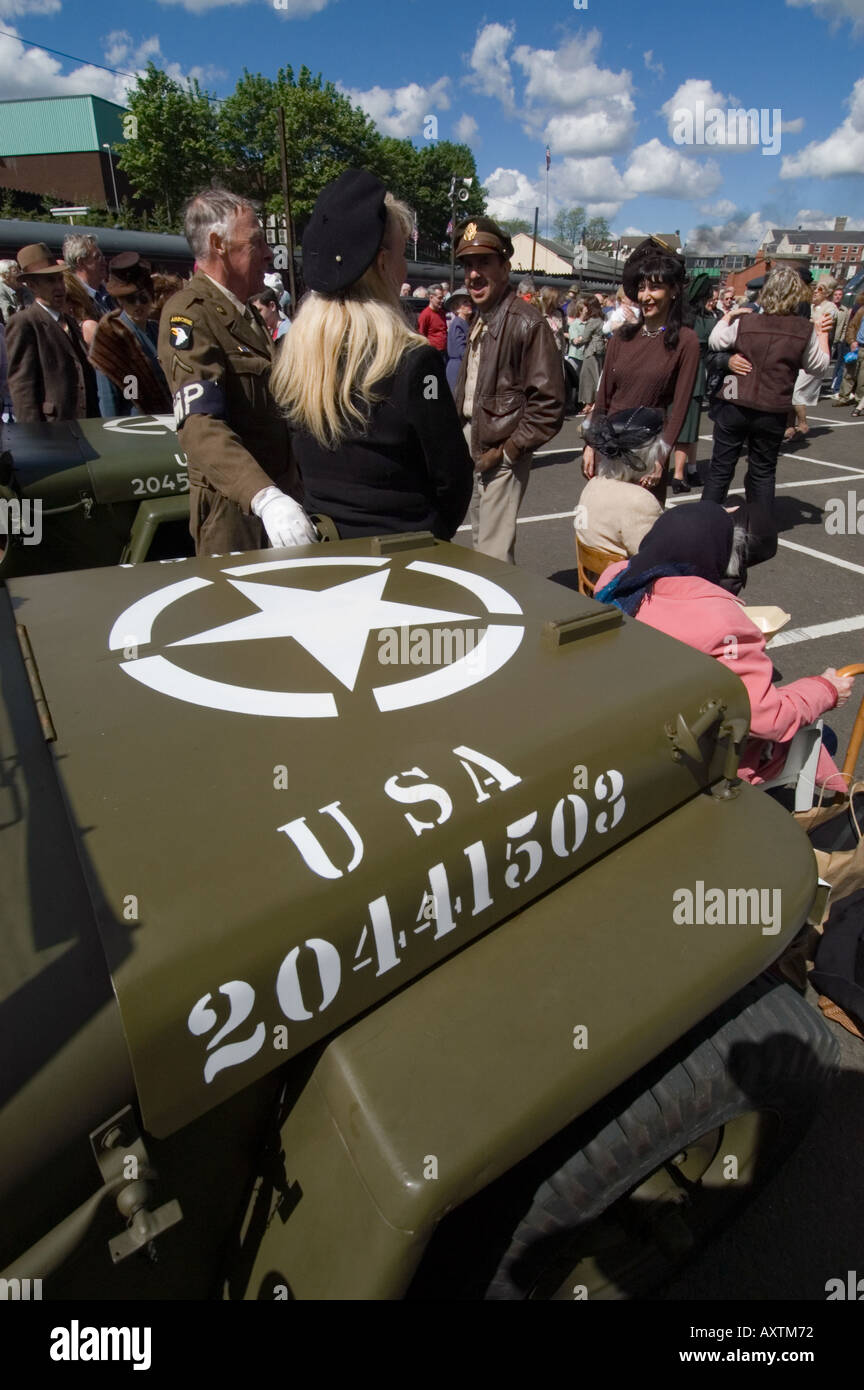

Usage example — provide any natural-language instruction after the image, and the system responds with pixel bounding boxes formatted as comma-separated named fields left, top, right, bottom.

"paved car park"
left=460, top=404, right=864, bottom=1300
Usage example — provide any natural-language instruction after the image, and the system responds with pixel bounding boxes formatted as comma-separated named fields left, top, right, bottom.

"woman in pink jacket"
left=595, top=502, right=854, bottom=791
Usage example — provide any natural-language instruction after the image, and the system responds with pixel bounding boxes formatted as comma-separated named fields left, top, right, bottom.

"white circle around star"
left=109, top=557, right=525, bottom=718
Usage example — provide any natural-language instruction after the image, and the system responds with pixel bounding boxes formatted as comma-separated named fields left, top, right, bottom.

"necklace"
left=641, top=323, right=666, bottom=338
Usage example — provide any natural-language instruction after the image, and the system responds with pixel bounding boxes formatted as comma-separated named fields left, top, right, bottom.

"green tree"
left=582, top=216, right=613, bottom=251
left=114, top=63, right=219, bottom=227
left=272, top=66, right=384, bottom=229
left=553, top=206, right=585, bottom=247
left=413, top=141, right=485, bottom=247
left=498, top=218, right=533, bottom=237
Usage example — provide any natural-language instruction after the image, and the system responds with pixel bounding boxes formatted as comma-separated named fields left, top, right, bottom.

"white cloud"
left=781, top=76, right=864, bottom=177
left=453, top=113, right=478, bottom=143
left=685, top=210, right=772, bottom=254
left=158, top=0, right=329, bottom=12
left=340, top=79, right=450, bottom=139
left=0, top=26, right=219, bottom=103
left=793, top=208, right=832, bottom=225
left=0, top=0, right=60, bottom=13
left=786, top=0, right=864, bottom=33
left=700, top=198, right=737, bottom=219
left=619, top=225, right=646, bottom=237
left=483, top=166, right=541, bottom=222
left=781, top=117, right=805, bottom=133
left=643, top=50, right=664, bottom=79
left=556, top=154, right=631, bottom=203
left=543, top=95, right=635, bottom=156
left=624, top=138, right=722, bottom=198
left=585, top=201, right=622, bottom=219
left=466, top=23, right=516, bottom=109
left=513, top=31, right=636, bottom=156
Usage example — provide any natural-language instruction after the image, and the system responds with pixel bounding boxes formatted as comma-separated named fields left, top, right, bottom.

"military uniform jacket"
left=5, top=302, right=98, bottom=423
left=158, top=272, right=298, bottom=515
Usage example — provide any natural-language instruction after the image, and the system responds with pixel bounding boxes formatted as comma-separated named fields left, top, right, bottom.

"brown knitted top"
left=594, top=325, right=700, bottom=448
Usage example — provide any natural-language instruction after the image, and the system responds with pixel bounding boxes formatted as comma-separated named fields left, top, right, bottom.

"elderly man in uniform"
left=159, top=187, right=316, bottom=556
left=454, top=217, right=564, bottom=564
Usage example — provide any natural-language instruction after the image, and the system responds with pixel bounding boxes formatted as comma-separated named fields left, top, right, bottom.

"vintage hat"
left=106, top=270, right=155, bottom=300
left=302, top=169, right=388, bottom=294
left=686, top=272, right=714, bottom=306
left=17, top=242, right=64, bottom=277
left=108, top=251, right=150, bottom=285
left=454, top=217, right=513, bottom=261
left=622, top=236, right=686, bottom=300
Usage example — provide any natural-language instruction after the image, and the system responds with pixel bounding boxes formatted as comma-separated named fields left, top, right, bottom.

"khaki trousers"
left=464, top=422, right=532, bottom=564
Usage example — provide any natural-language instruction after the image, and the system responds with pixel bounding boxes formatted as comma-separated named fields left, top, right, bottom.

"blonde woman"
left=703, top=266, right=830, bottom=508
left=273, top=170, right=472, bottom=539
left=787, top=277, right=837, bottom=440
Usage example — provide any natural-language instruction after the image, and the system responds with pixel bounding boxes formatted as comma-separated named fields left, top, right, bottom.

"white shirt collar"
left=201, top=271, right=248, bottom=316
left=36, top=299, right=61, bottom=322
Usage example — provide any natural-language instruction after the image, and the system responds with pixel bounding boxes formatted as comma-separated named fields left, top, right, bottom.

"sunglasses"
left=124, top=291, right=152, bottom=306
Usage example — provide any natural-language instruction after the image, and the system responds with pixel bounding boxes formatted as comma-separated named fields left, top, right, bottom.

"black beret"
left=302, top=169, right=388, bottom=294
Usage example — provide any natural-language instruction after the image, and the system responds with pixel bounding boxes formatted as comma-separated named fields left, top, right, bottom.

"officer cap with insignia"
left=302, top=169, right=389, bottom=294
left=454, top=216, right=513, bottom=262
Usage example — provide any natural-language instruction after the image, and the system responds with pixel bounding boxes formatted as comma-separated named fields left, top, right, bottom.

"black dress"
left=292, top=344, right=473, bottom=540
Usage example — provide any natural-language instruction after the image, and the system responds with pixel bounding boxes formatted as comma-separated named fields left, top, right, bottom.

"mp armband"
left=172, top=380, right=226, bottom=426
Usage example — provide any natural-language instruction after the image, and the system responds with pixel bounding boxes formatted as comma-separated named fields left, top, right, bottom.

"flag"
left=412, top=213, right=419, bottom=245
left=446, top=219, right=453, bottom=239
left=545, top=145, right=551, bottom=170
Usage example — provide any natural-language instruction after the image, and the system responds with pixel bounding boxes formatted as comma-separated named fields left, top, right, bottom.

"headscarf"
left=595, top=501, right=735, bottom=615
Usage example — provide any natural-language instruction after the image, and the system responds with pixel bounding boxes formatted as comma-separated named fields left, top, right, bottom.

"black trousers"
left=702, top=401, right=786, bottom=509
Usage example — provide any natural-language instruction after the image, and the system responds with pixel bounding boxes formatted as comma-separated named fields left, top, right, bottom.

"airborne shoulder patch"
left=169, top=315, right=194, bottom=349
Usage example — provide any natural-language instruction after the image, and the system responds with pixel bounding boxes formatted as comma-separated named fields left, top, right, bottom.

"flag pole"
left=545, top=145, right=551, bottom=240
left=531, top=207, right=538, bottom=276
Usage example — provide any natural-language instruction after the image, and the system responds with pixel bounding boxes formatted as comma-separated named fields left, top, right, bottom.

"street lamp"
left=102, top=143, right=120, bottom=218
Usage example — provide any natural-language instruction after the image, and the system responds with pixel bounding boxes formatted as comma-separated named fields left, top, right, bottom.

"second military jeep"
left=0, top=413, right=190, bottom=581
left=0, top=531, right=836, bottom=1299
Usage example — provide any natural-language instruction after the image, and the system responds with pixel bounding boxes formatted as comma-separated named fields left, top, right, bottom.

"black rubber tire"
left=485, top=978, right=839, bottom=1300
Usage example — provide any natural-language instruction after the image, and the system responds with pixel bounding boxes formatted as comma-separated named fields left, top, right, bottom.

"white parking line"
left=697, top=437, right=864, bottom=473
left=769, top=614, right=864, bottom=648
left=668, top=473, right=864, bottom=501
left=456, top=508, right=579, bottom=532
left=777, top=537, right=864, bottom=576
left=807, top=416, right=864, bottom=426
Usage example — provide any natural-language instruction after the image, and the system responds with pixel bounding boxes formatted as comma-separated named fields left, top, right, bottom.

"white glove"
left=251, top=486, right=319, bottom=548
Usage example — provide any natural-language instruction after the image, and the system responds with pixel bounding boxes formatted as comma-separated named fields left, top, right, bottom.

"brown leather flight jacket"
left=720, top=313, right=813, bottom=414
left=455, top=289, right=565, bottom=462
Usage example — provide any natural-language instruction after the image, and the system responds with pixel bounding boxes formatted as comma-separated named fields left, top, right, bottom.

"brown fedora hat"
left=106, top=271, right=154, bottom=300
left=18, top=243, right=64, bottom=277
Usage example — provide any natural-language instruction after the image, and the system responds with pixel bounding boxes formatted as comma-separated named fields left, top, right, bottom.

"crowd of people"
left=0, top=183, right=860, bottom=806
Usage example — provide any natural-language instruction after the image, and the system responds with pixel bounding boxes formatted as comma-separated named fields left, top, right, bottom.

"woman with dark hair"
left=582, top=239, right=699, bottom=505
left=90, top=267, right=171, bottom=418
left=595, top=501, right=854, bottom=791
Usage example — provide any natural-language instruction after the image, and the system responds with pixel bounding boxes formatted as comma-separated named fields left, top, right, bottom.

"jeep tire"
left=484, top=978, right=838, bottom=1300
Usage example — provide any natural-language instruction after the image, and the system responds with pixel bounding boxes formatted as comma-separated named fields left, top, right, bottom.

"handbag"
left=794, top=779, right=864, bottom=909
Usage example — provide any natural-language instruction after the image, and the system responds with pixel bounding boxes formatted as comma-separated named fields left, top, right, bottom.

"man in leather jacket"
left=454, top=218, right=564, bottom=563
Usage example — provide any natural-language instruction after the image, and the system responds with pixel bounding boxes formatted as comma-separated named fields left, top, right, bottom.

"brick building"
left=0, top=95, right=131, bottom=210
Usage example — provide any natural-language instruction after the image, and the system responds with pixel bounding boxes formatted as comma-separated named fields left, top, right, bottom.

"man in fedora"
left=454, top=216, right=564, bottom=563
left=5, top=243, right=98, bottom=423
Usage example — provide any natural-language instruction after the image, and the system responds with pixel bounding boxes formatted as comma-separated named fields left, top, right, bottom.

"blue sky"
left=0, top=0, right=862, bottom=250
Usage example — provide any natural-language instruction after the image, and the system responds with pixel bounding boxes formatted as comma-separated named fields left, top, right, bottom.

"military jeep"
left=0, top=532, right=837, bottom=1300
left=0, top=414, right=190, bottom=581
